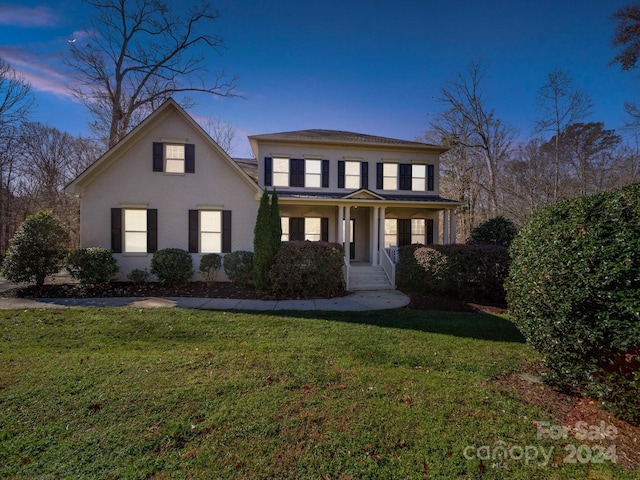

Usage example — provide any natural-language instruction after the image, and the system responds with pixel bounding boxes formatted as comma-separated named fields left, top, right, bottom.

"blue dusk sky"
left=0, top=0, right=638, bottom=156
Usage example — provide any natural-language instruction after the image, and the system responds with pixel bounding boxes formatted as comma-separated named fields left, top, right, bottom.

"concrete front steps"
left=348, top=264, right=394, bottom=291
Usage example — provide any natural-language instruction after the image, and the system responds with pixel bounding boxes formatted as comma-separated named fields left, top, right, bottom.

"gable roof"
left=248, top=129, right=448, bottom=154
left=65, top=98, right=261, bottom=195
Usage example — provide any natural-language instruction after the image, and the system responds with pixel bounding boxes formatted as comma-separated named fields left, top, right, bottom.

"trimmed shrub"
left=468, top=216, right=518, bottom=247
left=506, top=183, right=640, bottom=423
left=1, top=210, right=70, bottom=286
left=199, top=253, right=222, bottom=283
left=253, top=191, right=273, bottom=290
left=127, top=268, right=150, bottom=285
left=67, top=247, right=119, bottom=287
left=150, top=248, right=193, bottom=285
left=268, top=241, right=344, bottom=298
left=397, top=244, right=510, bottom=304
left=223, top=250, right=254, bottom=286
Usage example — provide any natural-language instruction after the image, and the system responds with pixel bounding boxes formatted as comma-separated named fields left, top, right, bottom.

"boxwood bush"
left=397, top=244, right=510, bottom=304
left=199, top=253, right=222, bottom=284
left=268, top=241, right=345, bottom=298
left=67, top=247, right=119, bottom=287
left=506, top=183, right=640, bottom=424
left=223, top=251, right=254, bottom=286
left=150, top=248, right=193, bottom=285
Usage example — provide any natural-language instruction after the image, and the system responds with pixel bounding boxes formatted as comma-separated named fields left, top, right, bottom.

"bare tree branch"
left=66, top=0, right=238, bottom=147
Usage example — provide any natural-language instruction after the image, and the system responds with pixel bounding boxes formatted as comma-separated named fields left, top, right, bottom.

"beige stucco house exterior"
left=65, top=98, right=458, bottom=289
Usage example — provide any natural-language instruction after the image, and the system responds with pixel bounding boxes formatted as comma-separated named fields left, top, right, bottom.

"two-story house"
left=65, top=98, right=458, bottom=290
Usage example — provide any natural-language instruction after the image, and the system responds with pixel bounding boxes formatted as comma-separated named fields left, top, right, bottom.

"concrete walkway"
left=0, top=290, right=410, bottom=311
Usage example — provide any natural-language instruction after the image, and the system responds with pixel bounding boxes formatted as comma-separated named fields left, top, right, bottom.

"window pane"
left=273, top=172, right=289, bottom=187
left=411, top=219, right=425, bottom=244
left=345, top=176, right=360, bottom=189
left=166, top=144, right=184, bottom=159
left=201, top=211, right=221, bottom=232
left=273, top=158, right=289, bottom=173
left=383, top=163, right=397, bottom=176
left=345, top=161, right=359, bottom=175
left=125, top=232, right=147, bottom=252
left=306, top=173, right=321, bottom=188
left=281, top=217, right=289, bottom=241
left=165, top=158, right=185, bottom=173
left=124, top=209, right=147, bottom=231
left=306, top=160, right=321, bottom=174
left=201, top=232, right=221, bottom=253
left=385, top=219, right=397, bottom=235
left=305, top=217, right=321, bottom=241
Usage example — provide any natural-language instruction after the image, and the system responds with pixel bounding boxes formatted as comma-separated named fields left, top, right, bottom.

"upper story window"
left=265, top=158, right=330, bottom=188
left=305, top=160, right=322, bottom=188
left=339, top=160, right=368, bottom=189
left=153, top=142, right=195, bottom=174
left=377, top=162, right=435, bottom=191
left=165, top=144, right=185, bottom=173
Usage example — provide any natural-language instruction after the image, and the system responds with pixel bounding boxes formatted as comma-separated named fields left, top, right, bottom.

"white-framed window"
left=273, top=157, right=289, bottom=187
left=165, top=144, right=185, bottom=173
left=384, top=219, right=397, bottom=248
left=305, top=159, right=321, bottom=188
left=305, top=217, right=322, bottom=241
left=411, top=219, right=426, bottom=244
left=345, top=161, right=360, bottom=189
left=281, top=217, right=290, bottom=242
left=412, top=164, right=426, bottom=191
left=383, top=163, right=397, bottom=190
left=124, top=209, right=147, bottom=253
left=200, top=210, right=222, bottom=253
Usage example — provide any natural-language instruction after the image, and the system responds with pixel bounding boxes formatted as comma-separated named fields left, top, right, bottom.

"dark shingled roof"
left=276, top=190, right=458, bottom=204
left=249, top=129, right=443, bottom=149
left=233, top=157, right=258, bottom=183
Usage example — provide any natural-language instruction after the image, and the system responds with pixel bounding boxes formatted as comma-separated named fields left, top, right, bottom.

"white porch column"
left=379, top=207, right=386, bottom=250
left=337, top=205, right=344, bottom=246
left=344, top=205, right=351, bottom=263
left=443, top=209, right=450, bottom=245
left=371, top=206, right=379, bottom=265
left=450, top=209, right=457, bottom=244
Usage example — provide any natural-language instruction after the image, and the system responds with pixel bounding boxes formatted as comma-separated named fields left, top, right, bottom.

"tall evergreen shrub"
left=506, top=184, right=640, bottom=423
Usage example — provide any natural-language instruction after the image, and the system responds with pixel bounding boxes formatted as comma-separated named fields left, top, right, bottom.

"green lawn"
left=0, top=307, right=635, bottom=479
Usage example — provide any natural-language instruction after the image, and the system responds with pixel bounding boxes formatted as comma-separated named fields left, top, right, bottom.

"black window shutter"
left=321, top=218, right=329, bottom=242
left=289, top=218, right=304, bottom=241
left=398, top=219, right=412, bottom=247
left=376, top=163, right=383, bottom=189
left=321, top=160, right=329, bottom=188
left=361, top=162, right=369, bottom=189
left=426, top=219, right=434, bottom=245
left=264, top=157, right=272, bottom=187
left=111, top=208, right=122, bottom=253
left=427, top=164, right=435, bottom=191
left=290, top=159, right=304, bottom=187
left=222, top=210, right=232, bottom=253
left=153, top=142, right=164, bottom=172
left=147, top=209, right=158, bottom=253
left=399, top=164, right=412, bottom=190
left=185, top=144, right=195, bottom=173
left=338, top=161, right=345, bottom=188
left=188, top=210, right=199, bottom=253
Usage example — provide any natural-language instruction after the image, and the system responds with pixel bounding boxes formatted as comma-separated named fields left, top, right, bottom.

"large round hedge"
left=506, top=183, right=640, bottom=423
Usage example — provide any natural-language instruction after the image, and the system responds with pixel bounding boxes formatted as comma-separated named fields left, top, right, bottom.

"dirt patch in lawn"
left=494, top=363, right=640, bottom=470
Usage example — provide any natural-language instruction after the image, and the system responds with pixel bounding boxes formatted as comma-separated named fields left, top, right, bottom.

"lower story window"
left=124, top=209, right=147, bottom=252
left=384, top=218, right=434, bottom=247
left=282, top=217, right=328, bottom=242
left=200, top=211, right=222, bottom=253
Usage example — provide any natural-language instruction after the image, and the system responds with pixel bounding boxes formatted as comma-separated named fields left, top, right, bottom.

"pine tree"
left=253, top=191, right=272, bottom=290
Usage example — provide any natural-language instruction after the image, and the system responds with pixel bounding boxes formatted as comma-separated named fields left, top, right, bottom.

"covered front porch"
left=277, top=192, right=459, bottom=290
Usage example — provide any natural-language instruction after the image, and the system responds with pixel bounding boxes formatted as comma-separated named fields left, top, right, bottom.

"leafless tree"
left=201, top=115, right=237, bottom=155
left=431, top=59, right=515, bottom=219
left=559, top=122, right=622, bottom=196
left=0, top=58, right=33, bottom=255
left=66, top=0, right=237, bottom=148
left=534, top=69, right=593, bottom=202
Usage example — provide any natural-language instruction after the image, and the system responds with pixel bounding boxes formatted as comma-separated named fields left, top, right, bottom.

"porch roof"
left=275, top=190, right=460, bottom=206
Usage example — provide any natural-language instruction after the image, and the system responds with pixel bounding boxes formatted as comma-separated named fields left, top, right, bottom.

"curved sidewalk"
left=0, top=290, right=410, bottom=311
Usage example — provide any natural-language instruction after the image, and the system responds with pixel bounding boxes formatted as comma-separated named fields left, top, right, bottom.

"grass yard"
left=0, top=307, right=636, bottom=479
